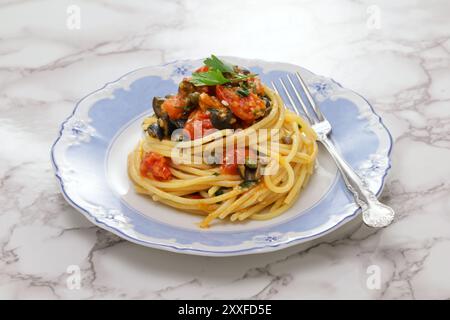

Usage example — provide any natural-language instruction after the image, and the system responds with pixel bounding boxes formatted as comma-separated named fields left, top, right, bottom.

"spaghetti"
left=127, top=56, right=317, bottom=228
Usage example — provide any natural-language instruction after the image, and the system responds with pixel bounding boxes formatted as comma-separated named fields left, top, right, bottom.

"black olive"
left=241, top=68, right=251, bottom=75
left=262, top=96, right=271, bottom=108
left=234, top=65, right=251, bottom=75
left=158, top=118, right=185, bottom=139
left=209, top=108, right=234, bottom=130
left=146, top=122, right=164, bottom=140
left=245, top=158, right=258, bottom=169
left=238, top=163, right=261, bottom=182
left=245, top=167, right=261, bottom=182
left=187, top=92, right=200, bottom=107
left=152, top=97, right=166, bottom=118
left=157, top=117, right=170, bottom=137
left=214, top=188, right=225, bottom=196
left=178, top=80, right=195, bottom=96
left=263, top=107, right=272, bottom=119
left=169, top=118, right=187, bottom=130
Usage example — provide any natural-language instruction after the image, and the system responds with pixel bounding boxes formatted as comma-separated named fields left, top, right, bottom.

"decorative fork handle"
left=272, top=73, right=394, bottom=227
left=319, top=136, right=395, bottom=228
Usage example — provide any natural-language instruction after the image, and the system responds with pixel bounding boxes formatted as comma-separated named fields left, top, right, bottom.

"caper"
left=178, top=80, right=195, bottom=95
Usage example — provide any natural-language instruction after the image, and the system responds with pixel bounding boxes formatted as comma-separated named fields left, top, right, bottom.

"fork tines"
left=272, top=72, right=325, bottom=124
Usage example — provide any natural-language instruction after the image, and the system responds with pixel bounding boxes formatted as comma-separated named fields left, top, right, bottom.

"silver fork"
left=272, top=73, right=394, bottom=228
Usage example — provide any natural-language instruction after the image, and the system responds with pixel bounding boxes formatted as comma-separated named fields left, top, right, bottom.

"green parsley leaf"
left=204, top=54, right=234, bottom=74
left=190, top=69, right=230, bottom=86
left=236, top=88, right=250, bottom=97
left=190, top=55, right=258, bottom=86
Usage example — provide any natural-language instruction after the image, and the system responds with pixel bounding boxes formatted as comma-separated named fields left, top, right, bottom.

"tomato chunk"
left=221, top=147, right=238, bottom=175
left=221, top=163, right=237, bottom=175
left=161, top=95, right=187, bottom=120
left=198, top=93, right=222, bottom=111
left=184, top=110, right=214, bottom=139
left=195, top=65, right=209, bottom=73
left=220, top=146, right=256, bottom=175
left=216, top=86, right=266, bottom=122
left=140, top=152, right=172, bottom=181
left=248, top=77, right=265, bottom=96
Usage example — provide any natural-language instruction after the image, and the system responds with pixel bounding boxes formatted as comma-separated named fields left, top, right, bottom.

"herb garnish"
left=204, top=55, right=234, bottom=74
left=239, top=181, right=256, bottom=189
left=190, top=69, right=230, bottom=86
left=236, top=88, right=250, bottom=97
left=190, top=55, right=257, bottom=86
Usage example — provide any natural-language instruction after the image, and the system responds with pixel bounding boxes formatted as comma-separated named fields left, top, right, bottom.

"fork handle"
left=319, top=137, right=395, bottom=228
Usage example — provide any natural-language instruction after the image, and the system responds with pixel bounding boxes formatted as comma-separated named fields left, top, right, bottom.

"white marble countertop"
left=1, top=0, right=449, bottom=299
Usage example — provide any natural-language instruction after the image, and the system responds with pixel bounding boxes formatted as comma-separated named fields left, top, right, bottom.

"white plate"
left=51, top=57, right=392, bottom=256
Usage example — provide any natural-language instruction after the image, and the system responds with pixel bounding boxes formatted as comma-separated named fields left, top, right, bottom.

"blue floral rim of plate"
left=50, top=57, right=393, bottom=256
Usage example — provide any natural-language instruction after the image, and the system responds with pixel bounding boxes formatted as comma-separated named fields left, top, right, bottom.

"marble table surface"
left=1, top=0, right=449, bottom=300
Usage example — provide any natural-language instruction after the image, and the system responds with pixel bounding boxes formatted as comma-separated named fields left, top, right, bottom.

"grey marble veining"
left=0, top=0, right=449, bottom=299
